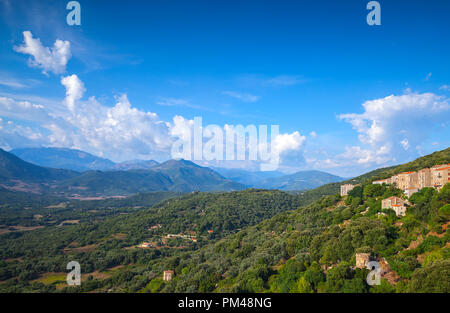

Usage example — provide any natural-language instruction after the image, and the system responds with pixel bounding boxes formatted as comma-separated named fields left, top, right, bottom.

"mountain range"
left=211, top=167, right=285, bottom=186
left=56, top=159, right=244, bottom=195
left=212, top=167, right=345, bottom=190
left=0, top=148, right=78, bottom=183
left=0, top=148, right=243, bottom=195
left=4, top=147, right=346, bottom=195
left=9, top=147, right=159, bottom=172
left=11, top=147, right=161, bottom=172
left=10, top=147, right=115, bottom=172
left=112, top=159, right=159, bottom=170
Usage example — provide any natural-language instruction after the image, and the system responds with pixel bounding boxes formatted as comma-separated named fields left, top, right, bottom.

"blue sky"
left=0, top=0, right=449, bottom=176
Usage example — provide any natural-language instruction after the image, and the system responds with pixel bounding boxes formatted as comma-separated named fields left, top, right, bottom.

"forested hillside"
left=142, top=182, right=450, bottom=293
left=0, top=191, right=181, bottom=228
left=0, top=189, right=299, bottom=292
left=0, top=149, right=449, bottom=293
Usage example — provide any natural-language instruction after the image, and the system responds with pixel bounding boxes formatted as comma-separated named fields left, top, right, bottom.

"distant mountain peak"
left=112, top=159, right=159, bottom=170
left=158, top=159, right=201, bottom=168
left=10, top=147, right=115, bottom=172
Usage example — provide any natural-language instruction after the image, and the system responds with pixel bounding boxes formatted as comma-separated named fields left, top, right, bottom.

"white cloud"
left=0, top=96, right=48, bottom=122
left=3, top=33, right=309, bottom=168
left=425, top=72, right=432, bottom=81
left=0, top=74, right=174, bottom=161
left=14, top=31, right=71, bottom=75
left=55, top=78, right=173, bottom=160
left=305, top=145, right=392, bottom=177
left=0, top=79, right=25, bottom=88
left=223, top=91, right=260, bottom=103
left=0, top=115, right=45, bottom=151
left=339, top=91, right=449, bottom=167
left=272, top=131, right=306, bottom=155
left=0, top=73, right=308, bottom=168
left=440, top=85, right=450, bottom=91
left=266, top=131, right=306, bottom=167
left=309, top=131, right=317, bottom=138
left=61, top=74, right=85, bottom=111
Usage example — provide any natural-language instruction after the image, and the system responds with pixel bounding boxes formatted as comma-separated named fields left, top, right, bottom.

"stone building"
left=390, top=175, right=400, bottom=187
left=404, top=188, right=419, bottom=198
left=391, top=204, right=407, bottom=216
left=163, top=270, right=174, bottom=281
left=382, top=196, right=407, bottom=216
left=382, top=196, right=405, bottom=209
left=355, top=253, right=371, bottom=269
left=431, top=164, right=449, bottom=191
left=418, top=168, right=431, bottom=189
left=372, top=163, right=449, bottom=197
left=397, top=171, right=418, bottom=191
left=340, top=184, right=355, bottom=197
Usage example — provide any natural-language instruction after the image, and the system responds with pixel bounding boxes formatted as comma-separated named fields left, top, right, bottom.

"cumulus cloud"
left=272, top=131, right=306, bottom=166
left=0, top=73, right=307, bottom=168
left=339, top=91, right=449, bottom=166
left=14, top=31, right=71, bottom=75
left=0, top=74, right=175, bottom=161
left=5, top=32, right=308, bottom=168
left=272, top=131, right=306, bottom=155
left=61, top=74, right=85, bottom=111
left=0, top=116, right=45, bottom=151
left=0, top=96, right=47, bottom=121
left=55, top=77, right=173, bottom=160
left=305, top=145, right=393, bottom=177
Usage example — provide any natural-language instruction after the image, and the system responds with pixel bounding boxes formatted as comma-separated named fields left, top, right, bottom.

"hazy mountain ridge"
left=0, top=149, right=244, bottom=195
left=258, top=170, right=345, bottom=190
left=213, top=167, right=345, bottom=190
left=211, top=167, right=285, bottom=186
left=10, top=147, right=161, bottom=172
left=56, top=160, right=244, bottom=195
left=10, top=147, right=115, bottom=172
left=9, top=147, right=346, bottom=192
left=112, top=159, right=160, bottom=170
left=0, top=148, right=78, bottom=183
